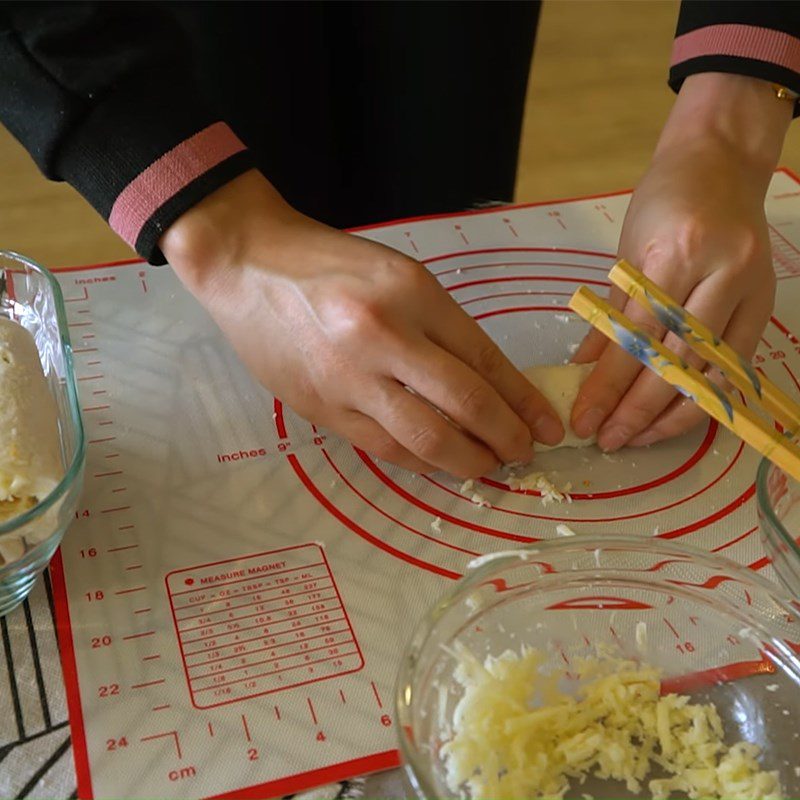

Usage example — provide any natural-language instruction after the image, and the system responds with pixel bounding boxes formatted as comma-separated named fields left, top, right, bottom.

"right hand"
left=160, top=171, right=564, bottom=478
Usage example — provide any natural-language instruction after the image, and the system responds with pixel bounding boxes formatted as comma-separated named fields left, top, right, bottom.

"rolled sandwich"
left=523, top=363, right=597, bottom=451
left=0, top=317, right=63, bottom=565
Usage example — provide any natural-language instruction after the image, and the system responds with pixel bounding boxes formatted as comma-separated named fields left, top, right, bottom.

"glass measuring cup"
left=758, top=456, right=800, bottom=598
left=0, top=251, right=85, bottom=616
left=396, top=537, right=800, bottom=799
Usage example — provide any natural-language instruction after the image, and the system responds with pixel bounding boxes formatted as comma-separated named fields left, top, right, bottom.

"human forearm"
left=160, top=169, right=568, bottom=477
left=655, top=73, right=792, bottom=186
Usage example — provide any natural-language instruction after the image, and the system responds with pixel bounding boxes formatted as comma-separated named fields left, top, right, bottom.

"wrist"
left=655, top=73, right=792, bottom=179
left=159, top=170, right=293, bottom=296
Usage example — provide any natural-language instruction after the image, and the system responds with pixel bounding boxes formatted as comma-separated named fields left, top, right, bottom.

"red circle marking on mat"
left=276, top=404, right=753, bottom=572
left=425, top=246, right=615, bottom=270
left=475, top=305, right=581, bottom=321
left=271, top=256, right=787, bottom=573
left=658, top=484, right=756, bottom=539
left=320, top=449, right=480, bottom=557
left=784, top=361, right=800, bottom=393
left=282, top=294, right=738, bottom=532
left=770, top=314, right=800, bottom=345
left=421, top=437, right=745, bottom=524
left=447, top=275, right=610, bottom=292
left=434, top=261, right=615, bottom=278
left=285, top=453, right=462, bottom=581
left=274, top=402, right=536, bottom=544
left=356, top=292, right=743, bottom=524
left=431, top=303, right=717, bottom=500
left=372, top=433, right=743, bottom=526
left=273, top=397, right=287, bottom=438
left=480, top=419, right=717, bottom=501
left=462, top=291, right=574, bottom=305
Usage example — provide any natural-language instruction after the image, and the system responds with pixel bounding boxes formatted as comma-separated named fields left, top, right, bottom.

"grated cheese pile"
left=441, top=647, right=781, bottom=800
left=508, top=471, right=572, bottom=505
left=460, top=479, right=491, bottom=508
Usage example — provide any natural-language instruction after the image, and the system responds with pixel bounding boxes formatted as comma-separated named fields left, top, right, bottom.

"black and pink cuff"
left=669, top=23, right=800, bottom=111
left=107, top=122, right=253, bottom=264
left=56, top=82, right=256, bottom=266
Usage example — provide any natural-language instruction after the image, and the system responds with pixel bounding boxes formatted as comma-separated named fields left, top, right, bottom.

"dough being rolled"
left=523, top=363, right=596, bottom=451
left=0, top=317, right=63, bottom=533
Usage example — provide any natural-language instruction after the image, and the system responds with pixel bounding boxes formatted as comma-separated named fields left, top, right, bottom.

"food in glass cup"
left=0, top=251, right=84, bottom=616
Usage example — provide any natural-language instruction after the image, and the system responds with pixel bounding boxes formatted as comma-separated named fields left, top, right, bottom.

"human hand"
left=161, top=171, right=564, bottom=477
left=571, top=74, right=792, bottom=451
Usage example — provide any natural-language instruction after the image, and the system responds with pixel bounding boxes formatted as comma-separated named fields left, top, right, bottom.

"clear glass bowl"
left=396, top=537, right=800, bottom=800
left=757, top=457, right=800, bottom=598
left=0, top=251, right=85, bottom=616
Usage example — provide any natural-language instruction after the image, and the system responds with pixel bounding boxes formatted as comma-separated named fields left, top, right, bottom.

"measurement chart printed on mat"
left=50, top=170, right=800, bottom=799
left=166, top=545, right=364, bottom=709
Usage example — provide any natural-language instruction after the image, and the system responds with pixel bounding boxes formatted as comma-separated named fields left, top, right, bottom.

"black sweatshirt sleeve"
left=0, top=1, right=254, bottom=264
left=670, top=1, right=800, bottom=109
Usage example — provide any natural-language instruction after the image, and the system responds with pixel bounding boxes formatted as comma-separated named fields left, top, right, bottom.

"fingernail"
left=532, top=413, right=564, bottom=446
left=598, top=424, right=632, bottom=452
left=573, top=406, right=606, bottom=439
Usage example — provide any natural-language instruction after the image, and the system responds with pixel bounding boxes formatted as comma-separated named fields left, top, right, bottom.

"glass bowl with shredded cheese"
left=758, top=458, right=800, bottom=599
left=396, top=537, right=800, bottom=800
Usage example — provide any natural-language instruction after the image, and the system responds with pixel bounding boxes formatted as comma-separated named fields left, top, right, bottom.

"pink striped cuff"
left=672, top=24, right=800, bottom=74
left=109, top=122, right=247, bottom=247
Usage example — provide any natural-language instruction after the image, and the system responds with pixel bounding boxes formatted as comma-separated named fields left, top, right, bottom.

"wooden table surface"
left=2, top=0, right=800, bottom=269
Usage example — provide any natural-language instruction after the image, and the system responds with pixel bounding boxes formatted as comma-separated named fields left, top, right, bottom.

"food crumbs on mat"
left=442, top=645, right=782, bottom=800
left=431, top=517, right=443, bottom=534
left=766, top=684, right=780, bottom=693
left=459, top=478, right=491, bottom=508
left=467, top=550, right=532, bottom=571
left=509, top=470, right=572, bottom=506
left=555, top=523, right=577, bottom=538
left=635, top=621, right=648, bottom=652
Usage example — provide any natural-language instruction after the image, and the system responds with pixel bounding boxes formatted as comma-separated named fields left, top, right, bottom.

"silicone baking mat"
left=49, top=170, right=800, bottom=799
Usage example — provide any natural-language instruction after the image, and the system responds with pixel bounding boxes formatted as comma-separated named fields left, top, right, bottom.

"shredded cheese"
left=635, top=621, right=648, bottom=653
left=441, top=646, right=782, bottom=800
left=459, top=479, right=491, bottom=508
left=509, top=471, right=572, bottom=505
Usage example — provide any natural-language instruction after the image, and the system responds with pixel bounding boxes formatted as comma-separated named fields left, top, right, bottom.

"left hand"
left=570, top=73, right=792, bottom=451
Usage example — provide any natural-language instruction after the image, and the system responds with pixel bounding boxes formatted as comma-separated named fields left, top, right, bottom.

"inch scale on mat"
left=50, top=170, right=800, bottom=799
left=52, top=263, right=398, bottom=799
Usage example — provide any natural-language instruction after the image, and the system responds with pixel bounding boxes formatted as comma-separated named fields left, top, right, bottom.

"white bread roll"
left=523, top=363, right=597, bottom=451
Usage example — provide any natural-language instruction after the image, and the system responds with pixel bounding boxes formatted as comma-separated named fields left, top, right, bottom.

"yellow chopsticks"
left=569, top=260, right=800, bottom=482
left=610, top=260, right=800, bottom=435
